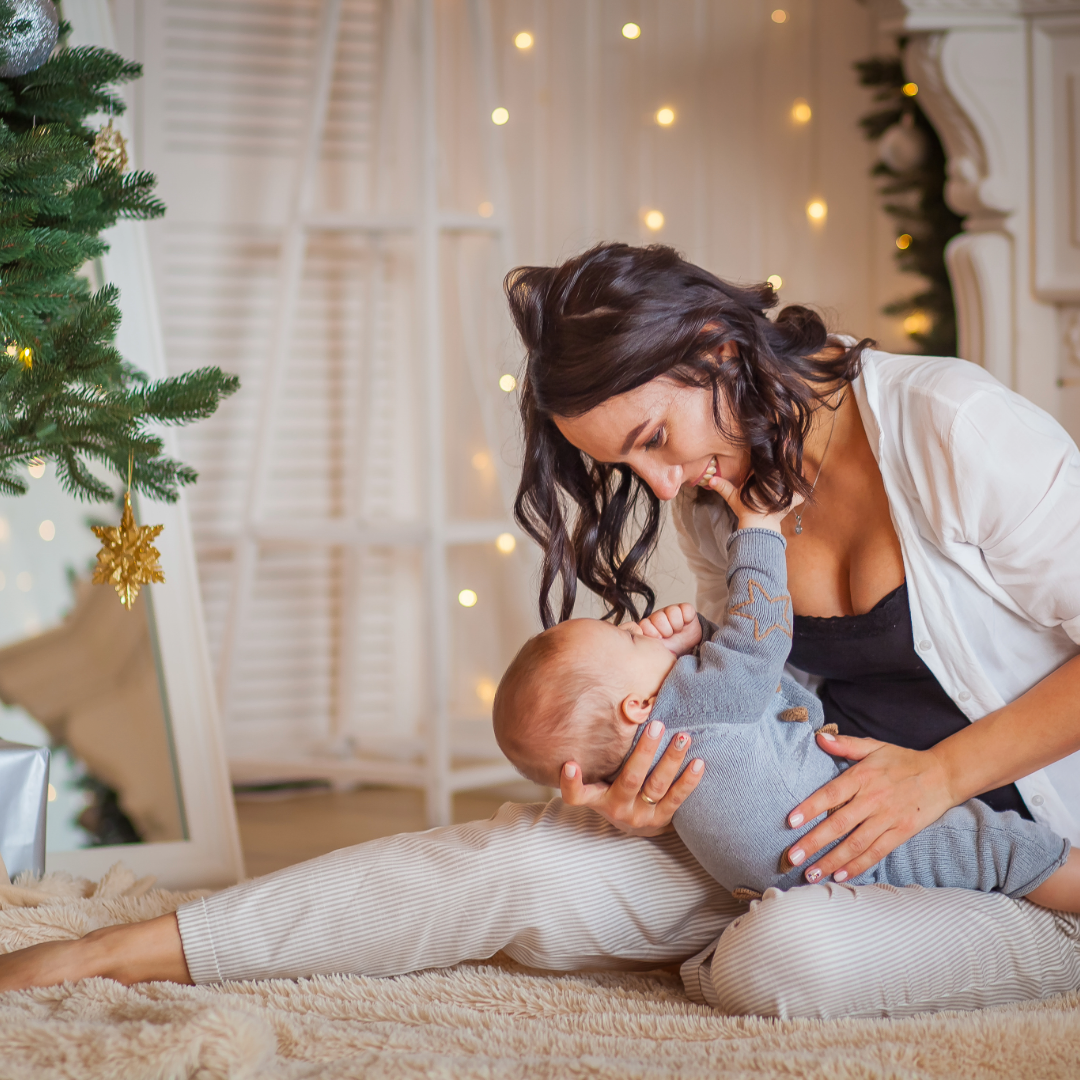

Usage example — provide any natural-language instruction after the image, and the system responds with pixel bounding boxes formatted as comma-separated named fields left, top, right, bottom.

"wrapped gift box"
left=0, top=740, right=50, bottom=882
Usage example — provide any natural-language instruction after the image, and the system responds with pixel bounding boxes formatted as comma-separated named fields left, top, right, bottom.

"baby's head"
left=493, top=618, right=678, bottom=787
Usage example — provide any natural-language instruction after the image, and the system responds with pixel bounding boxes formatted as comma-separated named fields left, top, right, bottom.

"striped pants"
left=176, top=800, right=1080, bottom=1019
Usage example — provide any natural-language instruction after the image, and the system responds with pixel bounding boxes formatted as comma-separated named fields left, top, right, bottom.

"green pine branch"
left=0, top=7, right=239, bottom=503
left=855, top=55, right=965, bottom=356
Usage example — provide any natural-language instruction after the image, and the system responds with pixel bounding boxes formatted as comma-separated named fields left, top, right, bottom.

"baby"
left=494, top=493, right=1079, bottom=912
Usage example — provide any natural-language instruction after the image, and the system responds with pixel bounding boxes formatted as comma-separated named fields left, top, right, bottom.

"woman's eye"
left=644, top=427, right=665, bottom=450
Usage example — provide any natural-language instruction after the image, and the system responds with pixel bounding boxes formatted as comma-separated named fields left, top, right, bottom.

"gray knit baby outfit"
left=639, top=528, right=1070, bottom=899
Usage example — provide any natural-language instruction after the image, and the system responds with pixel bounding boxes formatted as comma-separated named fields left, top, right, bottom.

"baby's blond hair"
left=493, top=628, right=628, bottom=787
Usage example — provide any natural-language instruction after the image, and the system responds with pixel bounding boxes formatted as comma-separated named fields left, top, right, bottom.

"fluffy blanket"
left=1, top=866, right=1078, bottom=1080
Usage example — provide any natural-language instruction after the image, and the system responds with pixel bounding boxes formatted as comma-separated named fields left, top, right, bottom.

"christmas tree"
left=0, top=2, right=238, bottom=503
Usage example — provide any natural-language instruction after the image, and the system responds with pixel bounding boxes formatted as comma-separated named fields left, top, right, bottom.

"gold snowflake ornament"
left=92, top=492, right=165, bottom=609
left=93, top=119, right=129, bottom=172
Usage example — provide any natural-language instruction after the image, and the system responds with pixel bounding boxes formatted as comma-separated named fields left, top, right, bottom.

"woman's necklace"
left=793, top=400, right=838, bottom=536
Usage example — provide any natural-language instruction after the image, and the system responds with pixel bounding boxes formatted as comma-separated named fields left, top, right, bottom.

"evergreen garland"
left=0, top=3, right=238, bottom=502
left=856, top=55, right=965, bottom=357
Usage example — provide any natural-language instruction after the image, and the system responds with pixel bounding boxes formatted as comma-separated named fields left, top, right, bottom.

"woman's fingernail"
left=691, top=758, right=704, bottom=774
left=564, top=763, right=577, bottom=779
left=673, top=734, right=689, bottom=750
left=647, top=720, right=664, bottom=738
left=805, top=868, right=822, bottom=883
left=789, top=812, right=804, bottom=827
left=833, top=870, right=848, bottom=882
left=789, top=848, right=805, bottom=866
left=819, top=731, right=836, bottom=742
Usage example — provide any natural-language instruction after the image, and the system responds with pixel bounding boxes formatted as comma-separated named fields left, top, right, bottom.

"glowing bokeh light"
left=791, top=99, right=812, bottom=124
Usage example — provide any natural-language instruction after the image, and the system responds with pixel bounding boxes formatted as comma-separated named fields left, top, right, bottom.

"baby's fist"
left=638, top=603, right=702, bottom=655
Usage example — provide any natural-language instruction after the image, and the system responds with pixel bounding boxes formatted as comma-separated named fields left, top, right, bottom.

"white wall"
left=110, top=0, right=916, bottom=768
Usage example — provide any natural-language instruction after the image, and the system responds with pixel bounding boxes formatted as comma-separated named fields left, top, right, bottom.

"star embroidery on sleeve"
left=728, top=579, right=793, bottom=641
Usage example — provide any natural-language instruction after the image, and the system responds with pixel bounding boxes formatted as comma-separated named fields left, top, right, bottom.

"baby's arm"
left=660, top=532, right=795, bottom=727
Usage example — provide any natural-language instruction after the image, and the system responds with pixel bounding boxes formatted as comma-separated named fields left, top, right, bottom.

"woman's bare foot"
left=0, top=914, right=193, bottom=992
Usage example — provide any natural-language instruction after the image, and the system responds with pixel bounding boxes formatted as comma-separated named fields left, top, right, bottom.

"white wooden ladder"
left=215, top=0, right=522, bottom=826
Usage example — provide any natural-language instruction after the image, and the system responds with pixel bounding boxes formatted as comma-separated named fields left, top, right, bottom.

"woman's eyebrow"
left=621, top=420, right=650, bottom=455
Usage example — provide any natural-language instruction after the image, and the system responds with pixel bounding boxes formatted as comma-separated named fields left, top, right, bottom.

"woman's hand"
left=785, top=732, right=956, bottom=883
left=560, top=720, right=704, bottom=836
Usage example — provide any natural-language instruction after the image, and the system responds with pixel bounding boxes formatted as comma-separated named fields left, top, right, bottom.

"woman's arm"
left=785, top=655, right=1080, bottom=882
left=788, top=380, right=1080, bottom=881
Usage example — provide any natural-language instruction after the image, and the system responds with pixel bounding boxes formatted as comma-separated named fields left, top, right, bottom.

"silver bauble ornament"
left=878, top=112, right=928, bottom=174
left=0, top=0, right=59, bottom=78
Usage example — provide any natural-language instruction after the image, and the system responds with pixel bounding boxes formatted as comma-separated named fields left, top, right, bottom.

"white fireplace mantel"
left=900, top=0, right=1080, bottom=426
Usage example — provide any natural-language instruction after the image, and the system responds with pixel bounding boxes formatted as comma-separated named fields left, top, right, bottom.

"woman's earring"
left=793, top=509, right=804, bottom=535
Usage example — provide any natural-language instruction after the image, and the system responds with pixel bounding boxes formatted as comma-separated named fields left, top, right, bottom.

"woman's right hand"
left=559, top=720, right=704, bottom=835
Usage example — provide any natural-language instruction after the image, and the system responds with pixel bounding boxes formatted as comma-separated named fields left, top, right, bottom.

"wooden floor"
left=234, top=782, right=550, bottom=878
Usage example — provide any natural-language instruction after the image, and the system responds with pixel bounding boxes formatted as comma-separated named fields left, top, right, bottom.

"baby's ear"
left=620, top=694, right=654, bottom=726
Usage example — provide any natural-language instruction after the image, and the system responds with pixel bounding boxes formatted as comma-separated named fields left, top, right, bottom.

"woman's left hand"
left=784, top=731, right=957, bottom=883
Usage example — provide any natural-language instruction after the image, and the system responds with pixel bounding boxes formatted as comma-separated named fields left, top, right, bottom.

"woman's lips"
left=691, top=456, right=719, bottom=488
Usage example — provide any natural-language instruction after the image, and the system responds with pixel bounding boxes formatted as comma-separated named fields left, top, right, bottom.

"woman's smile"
left=692, top=456, right=720, bottom=489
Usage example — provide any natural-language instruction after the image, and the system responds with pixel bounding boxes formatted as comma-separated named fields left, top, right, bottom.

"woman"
left=2, top=243, right=1079, bottom=1018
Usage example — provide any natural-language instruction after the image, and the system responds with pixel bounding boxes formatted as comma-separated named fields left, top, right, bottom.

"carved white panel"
left=945, top=230, right=1014, bottom=381
left=1033, top=16, right=1080, bottom=299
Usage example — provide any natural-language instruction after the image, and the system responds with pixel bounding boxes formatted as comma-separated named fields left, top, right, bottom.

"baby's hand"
left=638, top=603, right=702, bottom=656
left=708, top=475, right=803, bottom=534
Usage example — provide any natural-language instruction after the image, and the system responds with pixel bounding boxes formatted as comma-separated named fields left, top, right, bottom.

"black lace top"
left=787, top=581, right=1031, bottom=818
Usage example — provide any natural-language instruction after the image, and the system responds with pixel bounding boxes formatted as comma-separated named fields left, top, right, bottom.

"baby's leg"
left=874, top=799, right=1069, bottom=898
left=1026, top=849, right=1080, bottom=913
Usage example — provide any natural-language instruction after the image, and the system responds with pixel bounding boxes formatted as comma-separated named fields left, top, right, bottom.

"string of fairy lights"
left=464, top=8, right=920, bottom=711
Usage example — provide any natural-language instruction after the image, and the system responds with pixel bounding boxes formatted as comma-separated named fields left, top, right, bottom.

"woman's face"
left=553, top=376, right=750, bottom=502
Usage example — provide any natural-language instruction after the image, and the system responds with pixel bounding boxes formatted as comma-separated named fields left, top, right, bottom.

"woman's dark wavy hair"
left=505, top=242, right=873, bottom=630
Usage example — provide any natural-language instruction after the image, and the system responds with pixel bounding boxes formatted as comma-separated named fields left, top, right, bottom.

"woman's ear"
left=620, top=694, right=656, bottom=727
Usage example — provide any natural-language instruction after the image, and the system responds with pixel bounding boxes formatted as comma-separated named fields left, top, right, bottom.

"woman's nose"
left=637, top=462, right=682, bottom=501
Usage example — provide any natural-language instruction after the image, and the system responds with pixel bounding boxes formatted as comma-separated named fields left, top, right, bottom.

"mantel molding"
left=903, top=0, right=1080, bottom=30
left=896, top=0, right=1078, bottom=415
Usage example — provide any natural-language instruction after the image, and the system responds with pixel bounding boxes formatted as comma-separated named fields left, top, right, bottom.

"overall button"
left=918, top=639, right=932, bottom=652
left=1030, top=795, right=1045, bottom=807
left=957, top=690, right=971, bottom=702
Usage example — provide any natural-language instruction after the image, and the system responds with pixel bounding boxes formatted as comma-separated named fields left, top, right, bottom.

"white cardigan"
left=672, top=350, right=1080, bottom=845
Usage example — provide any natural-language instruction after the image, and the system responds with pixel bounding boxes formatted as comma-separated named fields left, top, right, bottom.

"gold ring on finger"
left=640, top=792, right=658, bottom=805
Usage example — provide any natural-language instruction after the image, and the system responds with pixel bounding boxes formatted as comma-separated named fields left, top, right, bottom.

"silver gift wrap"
left=0, top=740, right=50, bottom=880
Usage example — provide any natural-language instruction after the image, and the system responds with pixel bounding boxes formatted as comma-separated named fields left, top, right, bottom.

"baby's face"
left=553, top=618, right=679, bottom=699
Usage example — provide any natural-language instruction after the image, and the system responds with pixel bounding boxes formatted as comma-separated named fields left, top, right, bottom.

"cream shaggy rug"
left=1, top=867, right=1079, bottom=1080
